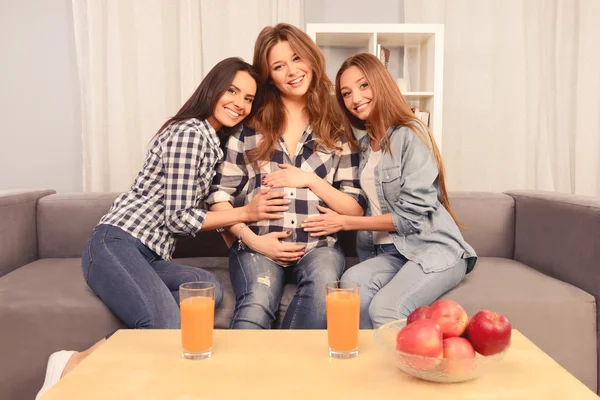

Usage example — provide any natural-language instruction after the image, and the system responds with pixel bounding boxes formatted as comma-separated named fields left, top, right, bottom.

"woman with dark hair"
left=301, top=53, right=477, bottom=328
left=208, top=25, right=366, bottom=330
left=35, top=57, right=288, bottom=399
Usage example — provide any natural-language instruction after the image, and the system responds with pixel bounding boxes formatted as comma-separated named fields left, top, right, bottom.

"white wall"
left=0, top=0, right=82, bottom=192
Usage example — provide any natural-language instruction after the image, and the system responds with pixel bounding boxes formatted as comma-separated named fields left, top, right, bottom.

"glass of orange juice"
left=180, top=282, right=215, bottom=360
left=326, top=281, right=360, bottom=359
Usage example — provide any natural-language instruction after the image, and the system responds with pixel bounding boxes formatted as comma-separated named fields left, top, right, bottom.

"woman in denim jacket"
left=301, top=53, right=477, bottom=328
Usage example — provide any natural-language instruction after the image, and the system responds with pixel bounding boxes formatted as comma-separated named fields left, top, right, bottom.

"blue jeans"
left=229, top=245, right=345, bottom=329
left=81, top=224, right=223, bottom=331
left=341, top=244, right=467, bottom=329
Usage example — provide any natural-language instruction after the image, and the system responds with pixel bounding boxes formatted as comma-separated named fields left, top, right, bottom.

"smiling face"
left=208, top=70, right=256, bottom=131
left=339, top=66, right=374, bottom=121
left=267, top=40, right=313, bottom=100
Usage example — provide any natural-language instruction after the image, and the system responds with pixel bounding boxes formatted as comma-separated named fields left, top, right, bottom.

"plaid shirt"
left=207, top=125, right=366, bottom=252
left=99, top=118, right=223, bottom=260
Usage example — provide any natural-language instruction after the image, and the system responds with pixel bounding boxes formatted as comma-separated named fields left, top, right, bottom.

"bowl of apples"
left=373, top=300, right=511, bottom=383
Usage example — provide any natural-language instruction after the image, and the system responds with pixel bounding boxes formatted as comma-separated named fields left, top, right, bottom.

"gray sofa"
left=1, top=189, right=599, bottom=399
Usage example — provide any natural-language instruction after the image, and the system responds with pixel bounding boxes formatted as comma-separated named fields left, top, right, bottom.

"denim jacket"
left=354, top=125, right=477, bottom=274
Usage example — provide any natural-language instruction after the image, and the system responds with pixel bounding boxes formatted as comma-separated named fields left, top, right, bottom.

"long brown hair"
left=155, top=57, right=260, bottom=145
left=335, top=53, right=460, bottom=225
left=248, top=23, right=342, bottom=164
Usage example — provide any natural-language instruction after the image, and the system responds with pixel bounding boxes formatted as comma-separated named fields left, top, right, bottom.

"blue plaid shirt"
left=207, top=125, right=366, bottom=252
left=100, top=118, right=223, bottom=259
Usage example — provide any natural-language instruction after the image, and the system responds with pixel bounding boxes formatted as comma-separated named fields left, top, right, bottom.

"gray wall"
left=304, top=0, right=404, bottom=23
left=0, top=0, right=82, bottom=192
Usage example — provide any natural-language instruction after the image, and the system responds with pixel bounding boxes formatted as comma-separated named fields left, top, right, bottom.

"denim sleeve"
left=390, top=126, right=439, bottom=236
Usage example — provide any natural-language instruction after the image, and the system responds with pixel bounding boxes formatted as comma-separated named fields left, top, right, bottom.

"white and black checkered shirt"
left=207, top=125, right=366, bottom=252
left=99, top=118, right=223, bottom=260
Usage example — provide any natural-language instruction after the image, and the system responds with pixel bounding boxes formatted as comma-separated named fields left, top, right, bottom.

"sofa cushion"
left=442, top=257, right=596, bottom=391
left=449, top=192, right=515, bottom=258
left=36, top=192, right=516, bottom=260
left=37, top=193, right=118, bottom=258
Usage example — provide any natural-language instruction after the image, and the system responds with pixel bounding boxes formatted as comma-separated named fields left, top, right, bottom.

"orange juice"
left=180, top=296, right=215, bottom=353
left=326, top=291, right=360, bottom=351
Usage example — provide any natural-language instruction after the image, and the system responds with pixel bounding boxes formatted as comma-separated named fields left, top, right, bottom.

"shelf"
left=315, top=32, right=373, bottom=47
left=377, top=32, right=435, bottom=47
left=402, top=92, right=434, bottom=97
left=306, top=23, right=444, bottom=153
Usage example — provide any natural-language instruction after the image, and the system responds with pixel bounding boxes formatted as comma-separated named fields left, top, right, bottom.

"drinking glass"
left=180, top=282, right=215, bottom=360
left=326, top=281, right=360, bottom=359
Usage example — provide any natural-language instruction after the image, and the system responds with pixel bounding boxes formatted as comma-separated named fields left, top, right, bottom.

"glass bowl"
left=373, top=319, right=508, bottom=383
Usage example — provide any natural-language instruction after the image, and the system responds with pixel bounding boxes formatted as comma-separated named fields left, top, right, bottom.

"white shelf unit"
left=306, top=24, right=445, bottom=152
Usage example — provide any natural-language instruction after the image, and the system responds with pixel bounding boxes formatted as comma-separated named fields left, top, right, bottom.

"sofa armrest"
left=507, top=190, right=600, bottom=298
left=0, top=189, right=55, bottom=277
left=508, top=190, right=600, bottom=394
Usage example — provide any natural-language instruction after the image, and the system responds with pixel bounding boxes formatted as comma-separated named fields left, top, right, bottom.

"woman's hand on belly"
left=301, top=206, right=345, bottom=236
left=263, top=164, right=316, bottom=189
left=246, top=186, right=290, bottom=221
left=246, top=230, right=306, bottom=265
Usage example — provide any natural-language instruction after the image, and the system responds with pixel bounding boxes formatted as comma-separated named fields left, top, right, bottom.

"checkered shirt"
left=99, top=118, right=223, bottom=260
left=207, top=125, right=366, bottom=253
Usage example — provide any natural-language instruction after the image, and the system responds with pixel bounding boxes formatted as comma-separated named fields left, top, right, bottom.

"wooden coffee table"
left=41, top=329, right=597, bottom=399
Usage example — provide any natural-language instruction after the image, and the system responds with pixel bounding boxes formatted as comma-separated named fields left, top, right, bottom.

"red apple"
left=396, top=319, right=443, bottom=370
left=466, top=310, right=512, bottom=356
left=427, top=299, right=468, bottom=338
left=442, top=337, right=476, bottom=375
left=407, top=306, right=430, bottom=325
left=461, top=316, right=471, bottom=338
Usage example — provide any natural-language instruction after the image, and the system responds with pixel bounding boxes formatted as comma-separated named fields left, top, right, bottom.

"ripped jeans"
left=228, top=245, right=345, bottom=329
